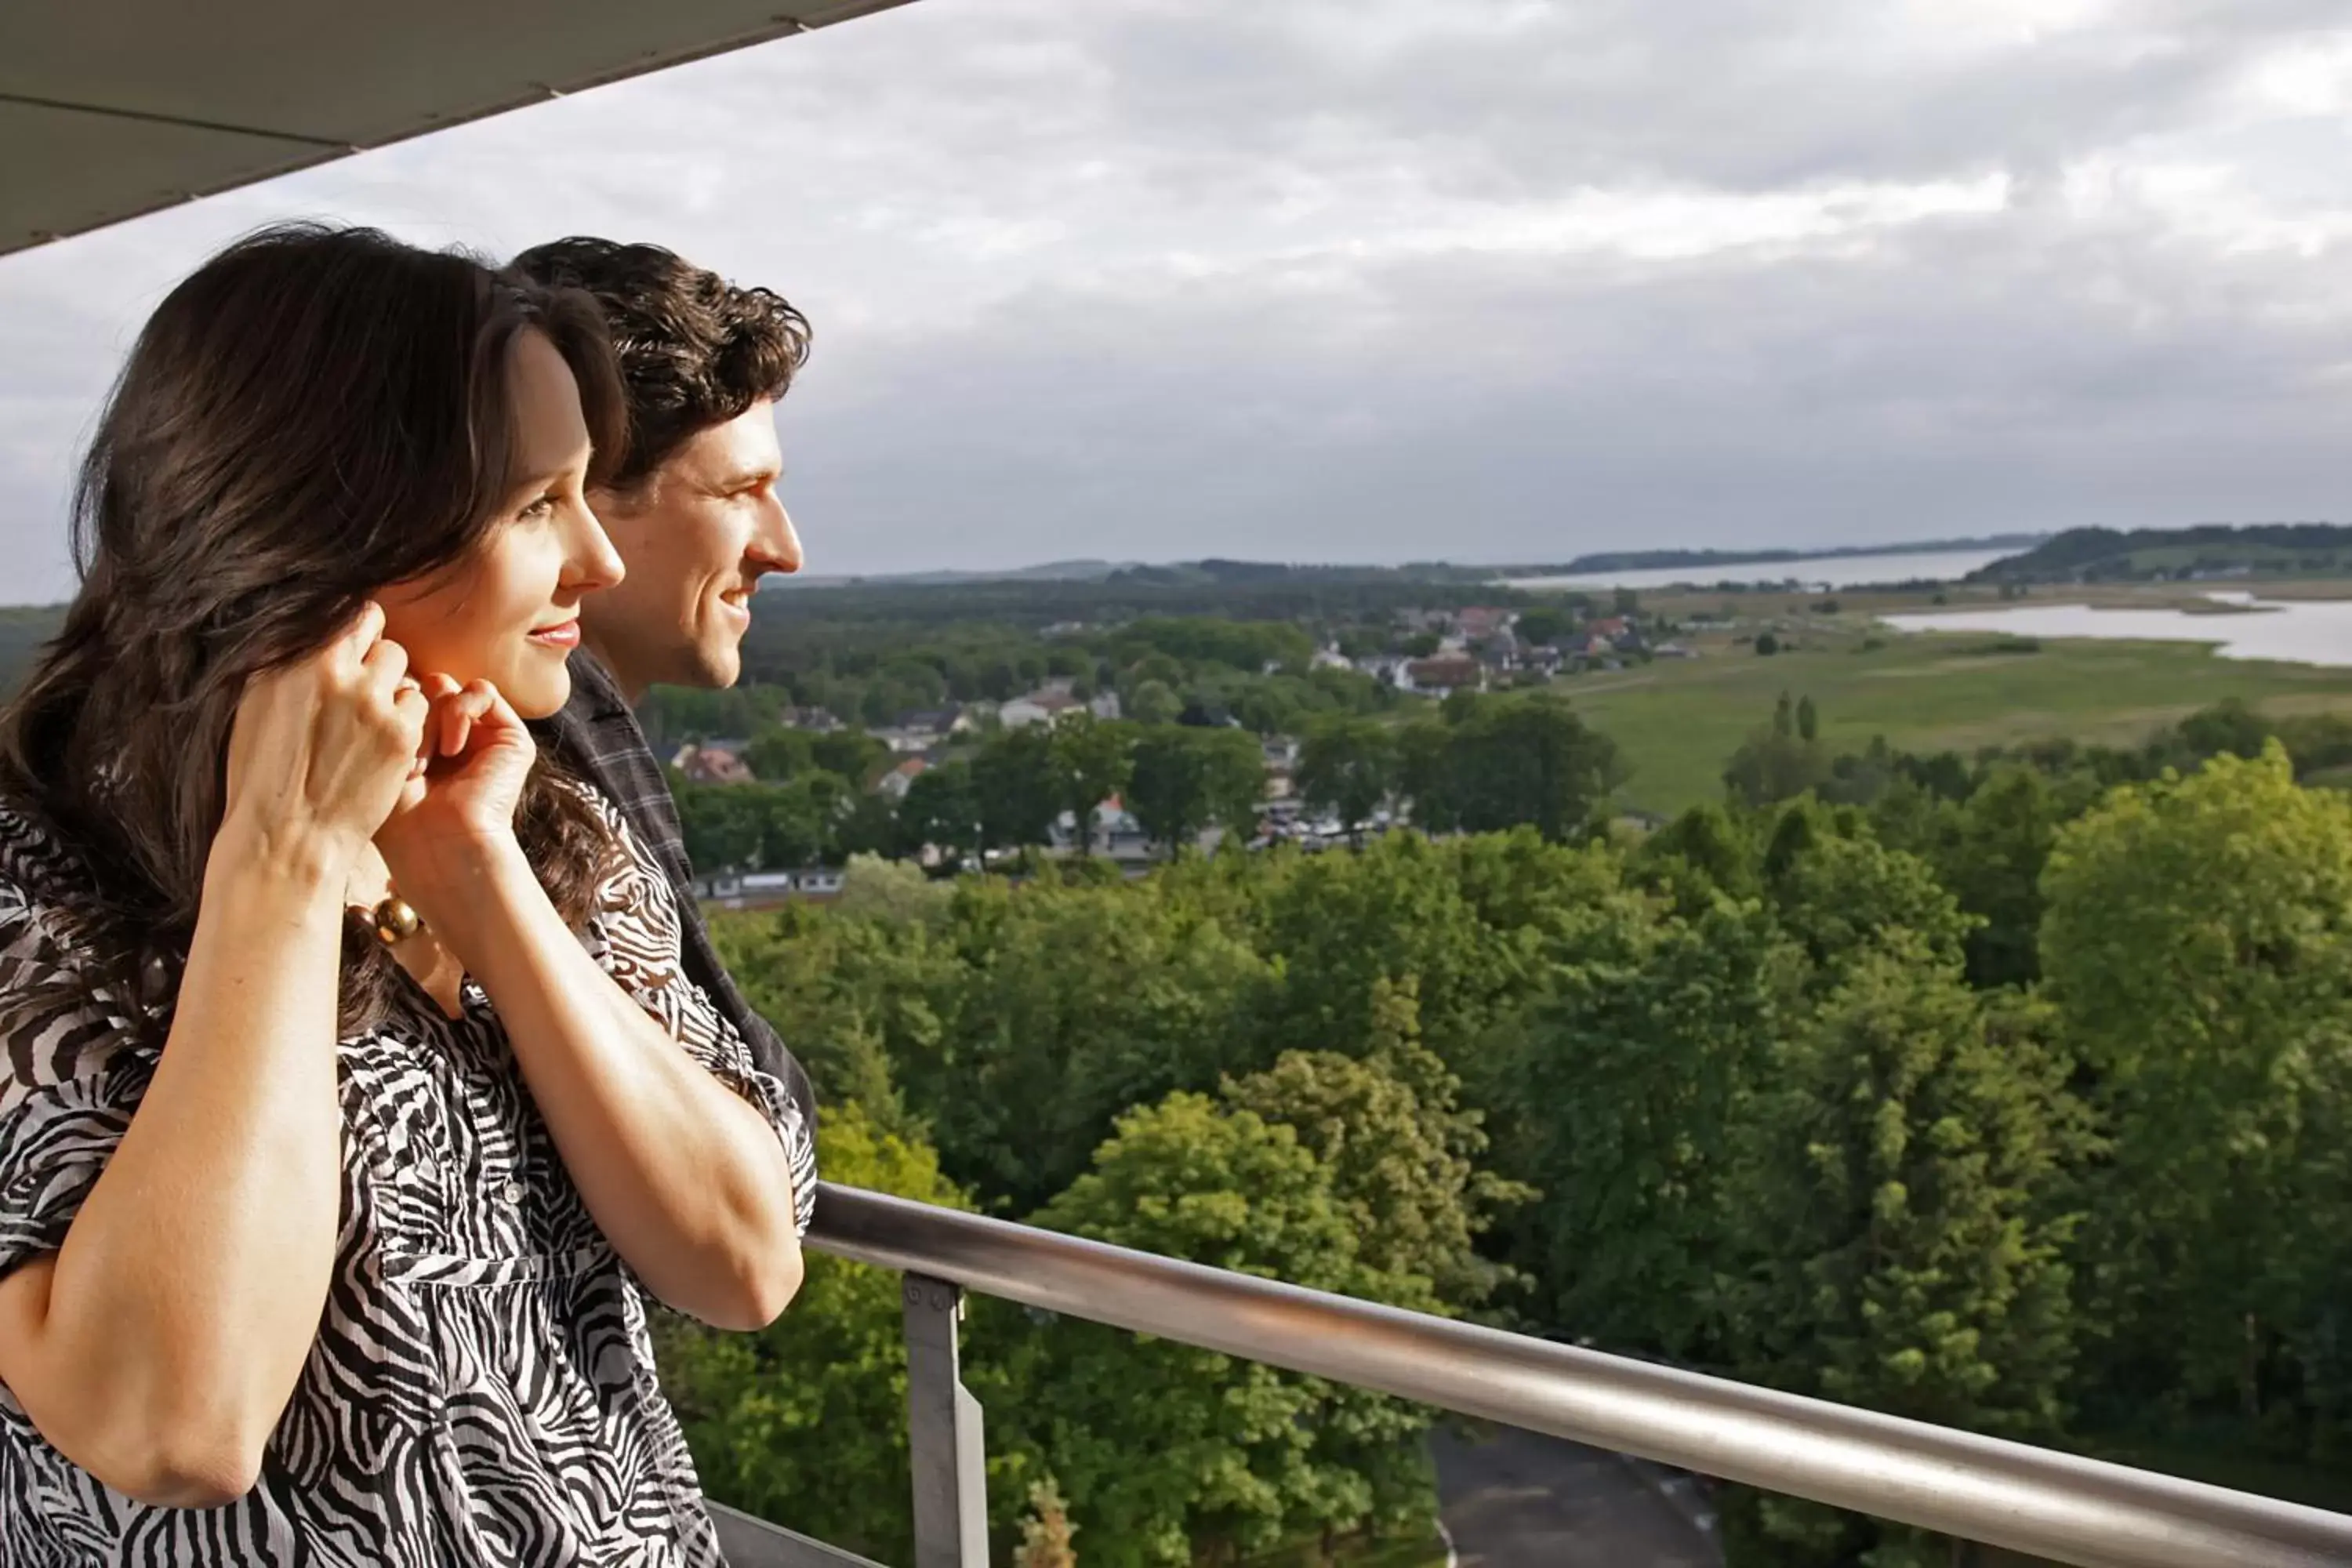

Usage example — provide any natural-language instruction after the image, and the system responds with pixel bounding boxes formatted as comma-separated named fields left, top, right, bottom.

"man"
left=510, top=237, right=818, bottom=1209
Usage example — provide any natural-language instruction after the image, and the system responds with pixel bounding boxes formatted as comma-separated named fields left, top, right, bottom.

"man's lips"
left=528, top=619, right=580, bottom=648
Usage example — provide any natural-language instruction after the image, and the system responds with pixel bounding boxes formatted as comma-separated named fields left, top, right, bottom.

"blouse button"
left=500, top=1178, right=526, bottom=1206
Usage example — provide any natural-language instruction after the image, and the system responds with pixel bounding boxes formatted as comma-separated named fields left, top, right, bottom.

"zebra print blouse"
left=0, top=789, right=816, bottom=1566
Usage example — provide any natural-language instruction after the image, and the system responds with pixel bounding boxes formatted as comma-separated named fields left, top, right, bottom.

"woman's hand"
left=217, top=602, right=429, bottom=880
left=372, top=676, right=539, bottom=935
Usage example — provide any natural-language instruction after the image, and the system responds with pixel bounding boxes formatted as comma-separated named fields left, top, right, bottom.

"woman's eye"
left=519, top=495, right=557, bottom=521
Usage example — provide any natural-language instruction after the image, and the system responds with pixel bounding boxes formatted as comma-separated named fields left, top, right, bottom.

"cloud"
left=4, top=0, right=2352, bottom=597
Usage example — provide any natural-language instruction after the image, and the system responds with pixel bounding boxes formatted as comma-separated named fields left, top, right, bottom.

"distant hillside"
left=1969, top=524, right=2352, bottom=583
left=0, top=605, right=60, bottom=696
left=1557, top=534, right=2044, bottom=575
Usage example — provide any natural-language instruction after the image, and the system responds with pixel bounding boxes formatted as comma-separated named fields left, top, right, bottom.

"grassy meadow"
left=1561, top=586, right=2352, bottom=816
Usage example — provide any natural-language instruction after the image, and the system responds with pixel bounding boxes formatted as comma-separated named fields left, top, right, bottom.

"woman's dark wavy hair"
left=506, top=237, right=811, bottom=489
left=0, top=223, right=629, bottom=1036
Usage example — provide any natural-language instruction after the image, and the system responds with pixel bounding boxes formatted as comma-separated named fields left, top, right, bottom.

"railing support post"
left=904, top=1272, right=989, bottom=1567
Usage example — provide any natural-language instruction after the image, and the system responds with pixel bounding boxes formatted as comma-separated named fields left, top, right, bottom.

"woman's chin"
left=500, top=664, right=571, bottom=722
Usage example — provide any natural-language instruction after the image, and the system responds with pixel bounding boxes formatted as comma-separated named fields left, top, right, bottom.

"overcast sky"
left=4, top=0, right=2352, bottom=601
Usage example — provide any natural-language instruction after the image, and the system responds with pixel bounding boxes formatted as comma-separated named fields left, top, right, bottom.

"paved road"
left=1433, top=1425, right=1722, bottom=1568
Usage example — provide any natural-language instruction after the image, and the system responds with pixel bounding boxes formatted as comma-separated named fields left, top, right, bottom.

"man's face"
left=580, top=400, right=800, bottom=698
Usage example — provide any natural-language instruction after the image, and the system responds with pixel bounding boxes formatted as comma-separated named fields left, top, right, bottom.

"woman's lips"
left=528, top=619, right=581, bottom=649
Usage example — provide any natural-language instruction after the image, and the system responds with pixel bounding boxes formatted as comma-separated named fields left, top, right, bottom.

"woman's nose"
left=568, top=504, right=626, bottom=591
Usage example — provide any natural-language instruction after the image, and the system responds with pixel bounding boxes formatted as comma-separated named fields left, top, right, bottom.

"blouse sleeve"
left=574, top=789, right=818, bottom=1237
left=0, top=869, right=153, bottom=1283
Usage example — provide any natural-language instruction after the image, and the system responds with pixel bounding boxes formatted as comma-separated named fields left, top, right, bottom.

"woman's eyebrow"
left=506, top=445, right=594, bottom=495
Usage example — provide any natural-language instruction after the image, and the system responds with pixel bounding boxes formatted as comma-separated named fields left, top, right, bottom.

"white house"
left=1001, top=690, right=1085, bottom=728
left=876, top=757, right=931, bottom=800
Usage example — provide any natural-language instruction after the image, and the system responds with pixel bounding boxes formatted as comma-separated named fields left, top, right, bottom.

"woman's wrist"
left=400, top=832, right=544, bottom=972
left=207, top=815, right=358, bottom=909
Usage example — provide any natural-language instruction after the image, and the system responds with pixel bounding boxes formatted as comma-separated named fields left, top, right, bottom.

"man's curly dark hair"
left=508, top=237, right=811, bottom=489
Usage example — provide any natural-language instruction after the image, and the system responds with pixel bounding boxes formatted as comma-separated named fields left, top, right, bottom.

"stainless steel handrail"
left=804, top=1181, right=2352, bottom=1568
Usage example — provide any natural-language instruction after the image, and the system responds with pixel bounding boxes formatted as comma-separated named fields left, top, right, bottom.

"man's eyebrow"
left=713, top=463, right=781, bottom=491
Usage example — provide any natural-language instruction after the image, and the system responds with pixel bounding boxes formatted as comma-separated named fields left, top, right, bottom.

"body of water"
left=1506, top=546, right=2022, bottom=593
left=1882, top=593, right=2352, bottom=668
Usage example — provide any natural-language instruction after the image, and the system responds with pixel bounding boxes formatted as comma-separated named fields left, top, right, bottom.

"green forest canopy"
left=670, top=716, right=2352, bottom=1567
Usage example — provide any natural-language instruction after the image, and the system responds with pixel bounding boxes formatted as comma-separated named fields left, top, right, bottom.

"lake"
left=1882, top=594, right=2352, bottom=669
left=1506, top=546, right=2024, bottom=592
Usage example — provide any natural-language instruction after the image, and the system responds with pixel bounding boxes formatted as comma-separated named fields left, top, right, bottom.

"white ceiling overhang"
left=0, top=0, right=922, bottom=256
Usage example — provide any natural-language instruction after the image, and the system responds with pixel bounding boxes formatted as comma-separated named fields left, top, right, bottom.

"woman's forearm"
left=0, top=833, right=348, bottom=1505
left=435, top=843, right=802, bottom=1330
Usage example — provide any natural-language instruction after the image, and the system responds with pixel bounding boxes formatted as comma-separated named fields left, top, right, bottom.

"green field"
left=1569, top=631, right=2352, bottom=818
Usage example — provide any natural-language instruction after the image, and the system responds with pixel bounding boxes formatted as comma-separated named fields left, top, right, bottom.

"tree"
left=1225, top=979, right=1528, bottom=1308
left=1297, top=717, right=1398, bottom=847
left=1723, top=695, right=1831, bottom=808
left=759, top=771, right=851, bottom=869
left=654, top=1103, right=978, bottom=1566
left=1127, top=677, right=1182, bottom=725
left=675, top=779, right=770, bottom=871
left=1446, top=695, right=1624, bottom=842
left=1488, top=895, right=1797, bottom=1362
left=833, top=788, right=902, bottom=862
left=1394, top=717, right=1460, bottom=834
left=907, top=878, right=1272, bottom=1210
left=1127, top=726, right=1265, bottom=855
left=1755, top=632, right=1781, bottom=656
left=743, top=724, right=816, bottom=782
left=1762, top=804, right=1974, bottom=996
left=898, top=759, right=980, bottom=864
left=972, top=724, right=1062, bottom=858
left=1514, top=606, right=1570, bottom=648
left=1016, top=1093, right=1438, bottom=1566
left=1922, top=764, right=2078, bottom=989
left=1050, top=713, right=1135, bottom=855
left=833, top=852, right=953, bottom=924
left=1635, top=802, right=1762, bottom=910
left=1796, top=694, right=1820, bottom=742
left=2041, top=747, right=2352, bottom=1452
left=811, top=728, right=891, bottom=788
left=1717, top=949, right=2082, bottom=1567
left=1014, top=1479, right=1078, bottom=1568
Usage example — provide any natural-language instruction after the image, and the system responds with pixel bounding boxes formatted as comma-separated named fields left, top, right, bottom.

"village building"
left=670, top=740, right=755, bottom=785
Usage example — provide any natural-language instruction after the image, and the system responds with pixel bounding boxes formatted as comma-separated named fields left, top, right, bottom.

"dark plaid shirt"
left=537, top=652, right=820, bottom=1189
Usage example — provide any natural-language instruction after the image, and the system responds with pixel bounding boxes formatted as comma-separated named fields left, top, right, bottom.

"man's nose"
left=748, top=496, right=802, bottom=578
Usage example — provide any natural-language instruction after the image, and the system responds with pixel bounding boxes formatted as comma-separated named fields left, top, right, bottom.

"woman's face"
left=376, top=328, right=624, bottom=720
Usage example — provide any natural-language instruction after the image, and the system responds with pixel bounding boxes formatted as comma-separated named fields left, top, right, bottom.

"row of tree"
left=672, top=691, right=1630, bottom=874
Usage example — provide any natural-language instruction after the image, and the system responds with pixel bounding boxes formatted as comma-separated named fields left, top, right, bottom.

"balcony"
left=709, top=1182, right=2352, bottom=1568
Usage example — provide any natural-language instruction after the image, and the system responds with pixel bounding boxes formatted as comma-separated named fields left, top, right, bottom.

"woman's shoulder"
left=0, top=800, right=143, bottom=1099
left=551, top=774, right=685, bottom=950
left=553, top=774, right=666, bottom=886
left=0, top=797, right=105, bottom=927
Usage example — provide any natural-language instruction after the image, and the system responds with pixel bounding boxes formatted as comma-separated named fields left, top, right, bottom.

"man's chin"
left=685, top=640, right=745, bottom=692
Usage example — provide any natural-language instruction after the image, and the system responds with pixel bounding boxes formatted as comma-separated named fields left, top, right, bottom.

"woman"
left=0, top=226, right=811, bottom=1564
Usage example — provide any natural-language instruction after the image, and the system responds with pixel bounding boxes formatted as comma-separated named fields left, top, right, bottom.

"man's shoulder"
left=539, top=653, right=647, bottom=768
left=552, top=650, right=632, bottom=728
